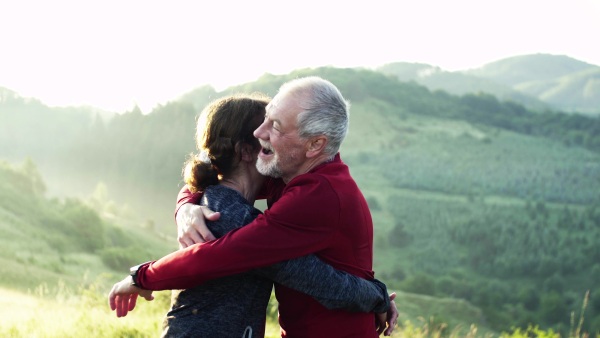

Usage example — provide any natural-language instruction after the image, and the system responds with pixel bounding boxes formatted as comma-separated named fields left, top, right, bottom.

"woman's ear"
left=240, top=143, right=255, bottom=162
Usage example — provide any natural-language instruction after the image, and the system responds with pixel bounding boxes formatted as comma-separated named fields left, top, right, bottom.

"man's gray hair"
left=280, top=76, right=350, bottom=156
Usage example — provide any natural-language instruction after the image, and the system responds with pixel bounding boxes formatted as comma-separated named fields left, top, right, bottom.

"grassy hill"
left=0, top=160, right=176, bottom=292
left=0, top=159, right=180, bottom=336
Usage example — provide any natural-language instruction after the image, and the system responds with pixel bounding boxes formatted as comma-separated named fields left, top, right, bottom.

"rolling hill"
left=0, top=160, right=176, bottom=292
left=376, top=62, right=550, bottom=111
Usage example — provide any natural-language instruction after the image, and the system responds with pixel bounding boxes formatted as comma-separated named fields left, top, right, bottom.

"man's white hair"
left=279, top=76, right=350, bottom=156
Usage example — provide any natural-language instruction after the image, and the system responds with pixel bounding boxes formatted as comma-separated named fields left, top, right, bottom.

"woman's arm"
left=256, top=255, right=390, bottom=313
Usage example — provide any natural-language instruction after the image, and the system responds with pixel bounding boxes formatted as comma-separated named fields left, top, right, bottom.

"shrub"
left=401, top=273, right=436, bottom=296
left=99, top=246, right=148, bottom=271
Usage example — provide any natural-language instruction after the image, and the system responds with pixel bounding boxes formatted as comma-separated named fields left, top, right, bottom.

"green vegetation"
left=0, top=160, right=175, bottom=292
left=370, top=190, right=599, bottom=330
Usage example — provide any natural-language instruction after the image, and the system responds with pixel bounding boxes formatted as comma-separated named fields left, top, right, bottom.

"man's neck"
left=282, top=153, right=335, bottom=184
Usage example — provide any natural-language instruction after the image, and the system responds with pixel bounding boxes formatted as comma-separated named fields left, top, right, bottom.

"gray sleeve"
left=255, top=255, right=390, bottom=313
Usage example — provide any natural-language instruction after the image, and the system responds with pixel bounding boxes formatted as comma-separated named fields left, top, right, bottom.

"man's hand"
left=176, top=203, right=220, bottom=248
left=108, top=276, right=154, bottom=317
left=376, top=292, right=398, bottom=336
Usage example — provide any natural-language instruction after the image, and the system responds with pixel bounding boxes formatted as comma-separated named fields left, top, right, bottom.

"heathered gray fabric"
left=258, top=257, right=389, bottom=313
left=162, top=185, right=388, bottom=338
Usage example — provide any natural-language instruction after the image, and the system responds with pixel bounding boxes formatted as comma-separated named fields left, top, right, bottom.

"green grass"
left=0, top=280, right=486, bottom=338
left=390, top=291, right=496, bottom=337
left=4, top=280, right=596, bottom=338
left=0, top=278, right=281, bottom=338
left=0, top=279, right=171, bottom=337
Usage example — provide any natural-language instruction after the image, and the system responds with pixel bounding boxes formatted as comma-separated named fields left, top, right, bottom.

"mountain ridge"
left=378, top=53, right=600, bottom=115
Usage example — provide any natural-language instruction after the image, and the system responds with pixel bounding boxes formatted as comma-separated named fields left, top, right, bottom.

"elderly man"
left=118, top=76, right=397, bottom=337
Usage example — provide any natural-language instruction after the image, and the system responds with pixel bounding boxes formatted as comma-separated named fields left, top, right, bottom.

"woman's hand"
left=376, top=292, right=398, bottom=336
left=108, top=276, right=155, bottom=317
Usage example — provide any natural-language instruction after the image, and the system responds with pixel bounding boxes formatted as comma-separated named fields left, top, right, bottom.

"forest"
left=1, top=66, right=599, bottom=335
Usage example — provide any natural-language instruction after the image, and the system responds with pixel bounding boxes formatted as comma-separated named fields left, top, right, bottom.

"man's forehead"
left=266, top=99, right=278, bottom=113
left=267, top=91, right=298, bottom=115
left=267, top=93, right=285, bottom=111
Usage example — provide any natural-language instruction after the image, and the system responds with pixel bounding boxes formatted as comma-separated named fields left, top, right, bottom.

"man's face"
left=253, top=91, right=307, bottom=182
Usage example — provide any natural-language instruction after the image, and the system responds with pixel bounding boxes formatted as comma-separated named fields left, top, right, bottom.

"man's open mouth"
left=261, top=148, right=273, bottom=155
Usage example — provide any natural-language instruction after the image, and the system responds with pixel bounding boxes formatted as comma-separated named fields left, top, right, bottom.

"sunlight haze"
left=1, top=0, right=599, bottom=112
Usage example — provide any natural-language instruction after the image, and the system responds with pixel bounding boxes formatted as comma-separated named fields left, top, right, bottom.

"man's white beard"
left=256, top=156, right=283, bottom=178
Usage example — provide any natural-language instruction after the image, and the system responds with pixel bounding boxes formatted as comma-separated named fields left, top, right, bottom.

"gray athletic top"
left=161, top=185, right=388, bottom=338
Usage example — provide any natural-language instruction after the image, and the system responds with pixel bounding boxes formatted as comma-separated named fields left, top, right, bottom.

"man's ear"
left=306, top=136, right=327, bottom=158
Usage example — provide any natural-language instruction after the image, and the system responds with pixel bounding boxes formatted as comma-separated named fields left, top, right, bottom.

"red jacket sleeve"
left=139, top=175, right=340, bottom=290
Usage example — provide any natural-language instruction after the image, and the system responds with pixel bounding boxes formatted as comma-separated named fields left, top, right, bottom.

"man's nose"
left=253, top=121, right=266, bottom=139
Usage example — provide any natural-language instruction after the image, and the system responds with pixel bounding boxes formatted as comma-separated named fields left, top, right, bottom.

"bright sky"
left=1, top=0, right=599, bottom=113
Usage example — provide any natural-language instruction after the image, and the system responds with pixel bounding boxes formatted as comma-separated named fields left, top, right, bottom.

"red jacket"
left=138, top=154, right=377, bottom=337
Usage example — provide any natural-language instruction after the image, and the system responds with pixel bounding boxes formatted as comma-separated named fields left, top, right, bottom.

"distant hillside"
left=378, top=54, right=600, bottom=115
left=467, top=54, right=595, bottom=86
left=376, top=62, right=549, bottom=111
left=466, top=54, right=600, bottom=114
left=0, top=160, right=175, bottom=292
left=513, top=67, right=600, bottom=113
left=0, top=90, right=201, bottom=229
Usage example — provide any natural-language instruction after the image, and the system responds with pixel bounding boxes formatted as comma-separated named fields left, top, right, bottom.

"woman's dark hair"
left=183, top=93, right=269, bottom=192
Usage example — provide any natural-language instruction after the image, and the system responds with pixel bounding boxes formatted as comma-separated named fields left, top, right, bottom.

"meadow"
left=1, top=281, right=589, bottom=337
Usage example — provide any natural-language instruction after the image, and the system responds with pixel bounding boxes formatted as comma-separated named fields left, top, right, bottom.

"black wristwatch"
left=129, top=262, right=151, bottom=287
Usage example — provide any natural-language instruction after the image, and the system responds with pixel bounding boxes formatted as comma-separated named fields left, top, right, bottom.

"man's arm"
left=257, top=255, right=389, bottom=313
left=138, top=176, right=357, bottom=290
left=175, top=178, right=285, bottom=246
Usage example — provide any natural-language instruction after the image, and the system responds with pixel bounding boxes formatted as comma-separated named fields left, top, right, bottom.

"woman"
left=109, top=94, right=390, bottom=337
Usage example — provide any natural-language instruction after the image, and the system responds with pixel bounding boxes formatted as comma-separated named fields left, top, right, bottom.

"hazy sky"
left=2, top=0, right=599, bottom=112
